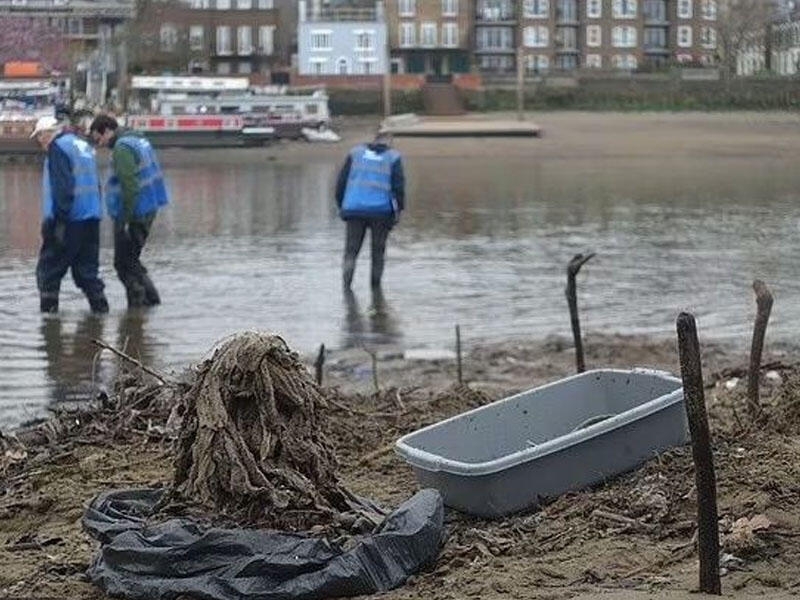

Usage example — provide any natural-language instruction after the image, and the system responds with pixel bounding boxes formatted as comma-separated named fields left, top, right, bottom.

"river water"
left=2, top=118, right=800, bottom=428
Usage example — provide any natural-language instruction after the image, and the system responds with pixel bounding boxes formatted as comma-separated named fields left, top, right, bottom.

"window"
left=678, top=0, right=692, bottom=18
left=216, top=25, right=232, bottom=54
left=421, top=22, right=437, bottom=46
left=337, top=57, right=349, bottom=74
left=442, top=0, right=458, bottom=16
left=557, top=0, right=577, bottom=21
left=311, top=30, right=332, bottom=50
left=677, top=25, right=692, bottom=46
left=398, top=0, right=415, bottom=17
left=644, top=0, right=665, bottom=21
left=236, top=0, right=251, bottom=9
left=257, top=0, right=273, bottom=7
left=217, top=61, right=231, bottom=74
left=238, top=61, right=251, bottom=73
left=400, top=22, right=416, bottom=46
left=525, top=54, right=550, bottom=72
left=309, top=57, right=326, bottom=74
left=359, top=57, right=376, bottom=74
left=701, top=0, right=717, bottom=19
left=237, top=25, right=252, bottom=54
left=676, top=52, right=692, bottom=63
left=480, top=54, right=514, bottom=71
left=556, top=55, right=578, bottom=69
left=159, top=23, right=178, bottom=52
left=216, top=0, right=230, bottom=9
left=442, top=22, right=459, bottom=47
left=524, top=25, right=549, bottom=47
left=556, top=26, right=577, bottom=49
left=586, top=24, right=601, bottom=46
left=355, top=30, right=374, bottom=50
left=613, top=0, right=636, bottom=18
left=612, top=25, right=636, bottom=47
left=189, top=25, right=204, bottom=50
left=585, top=53, right=602, bottom=68
left=67, top=17, right=82, bottom=34
left=587, top=0, right=601, bottom=17
left=524, top=0, right=549, bottom=18
left=700, top=25, right=716, bottom=47
left=612, top=53, right=637, bottom=69
left=477, top=27, right=513, bottom=49
left=644, top=26, right=666, bottom=48
left=478, top=0, right=514, bottom=20
left=258, top=25, right=274, bottom=54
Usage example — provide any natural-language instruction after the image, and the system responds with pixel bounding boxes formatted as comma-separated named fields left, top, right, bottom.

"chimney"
left=376, top=0, right=384, bottom=21
left=299, top=0, right=306, bottom=22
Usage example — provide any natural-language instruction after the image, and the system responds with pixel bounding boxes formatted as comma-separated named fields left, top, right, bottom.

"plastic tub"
left=394, top=368, right=688, bottom=517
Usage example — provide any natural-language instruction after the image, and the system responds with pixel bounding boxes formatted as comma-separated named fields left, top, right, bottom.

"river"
left=2, top=112, right=800, bottom=428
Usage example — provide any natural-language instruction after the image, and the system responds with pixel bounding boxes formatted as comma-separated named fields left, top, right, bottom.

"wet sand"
left=3, top=333, right=800, bottom=600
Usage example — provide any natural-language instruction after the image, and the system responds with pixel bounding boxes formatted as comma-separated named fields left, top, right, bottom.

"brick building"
left=470, top=0, right=720, bottom=74
left=386, top=0, right=472, bottom=75
left=131, top=0, right=280, bottom=77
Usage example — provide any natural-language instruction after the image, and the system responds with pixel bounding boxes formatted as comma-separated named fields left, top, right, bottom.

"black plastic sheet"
left=83, top=487, right=444, bottom=600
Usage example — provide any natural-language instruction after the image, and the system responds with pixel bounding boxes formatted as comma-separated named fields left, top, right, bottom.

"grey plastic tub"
left=394, top=368, right=688, bottom=517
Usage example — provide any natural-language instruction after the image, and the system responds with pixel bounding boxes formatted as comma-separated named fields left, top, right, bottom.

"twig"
left=358, top=443, right=395, bottom=465
left=747, top=280, right=773, bottom=415
left=592, top=508, right=657, bottom=532
left=566, top=252, right=595, bottom=373
left=92, top=338, right=168, bottom=384
left=326, top=396, right=371, bottom=417
left=676, top=312, right=721, bottom=595
left=393, top=389, right=406, bottom=412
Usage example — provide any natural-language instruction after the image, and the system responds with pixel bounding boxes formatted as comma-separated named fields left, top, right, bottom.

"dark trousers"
left=114, top=216, right=160, bottom=308
left=343, top=218, right=392, bottom=289
left=36, top=219, right=107, bottom=312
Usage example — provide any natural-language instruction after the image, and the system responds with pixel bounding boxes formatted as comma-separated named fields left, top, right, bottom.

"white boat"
left=126, top=76, right=331, bottom=145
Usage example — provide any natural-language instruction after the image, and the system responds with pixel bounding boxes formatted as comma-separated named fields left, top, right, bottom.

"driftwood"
left=747, top=280, right=773, bottom=415
left=92, top=338, right=168, bottom=384
left=676, top=312, right=721, bottom=595
left=566, top=253, right=595, bottom=373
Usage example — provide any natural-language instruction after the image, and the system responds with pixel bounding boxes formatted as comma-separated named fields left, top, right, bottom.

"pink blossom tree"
left=0, top=16, right=69, bottom=72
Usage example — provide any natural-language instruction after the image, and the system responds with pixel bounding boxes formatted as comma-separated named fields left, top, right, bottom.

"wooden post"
left=566, top=252, right=595, bottom=373
left=455, top=324, right=463, bottom=384
left=516, top=0, right=525, bottom=120
left=314, top=343, right=325, bottom=386
left=747, top=280, right=773, bottom=415
left=676, top=312, right=721, bottom=596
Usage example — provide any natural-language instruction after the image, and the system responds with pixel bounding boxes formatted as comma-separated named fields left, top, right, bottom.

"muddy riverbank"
left=2, top=332, right=800, bottom=599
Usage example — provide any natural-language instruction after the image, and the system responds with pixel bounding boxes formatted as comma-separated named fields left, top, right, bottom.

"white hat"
left=30, top=115, right=60, bottom=139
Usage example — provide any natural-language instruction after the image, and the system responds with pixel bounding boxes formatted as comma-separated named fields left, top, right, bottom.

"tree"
left=0, top=16, right=69, bottom=72
left=715, top=0, right=777, bottom=78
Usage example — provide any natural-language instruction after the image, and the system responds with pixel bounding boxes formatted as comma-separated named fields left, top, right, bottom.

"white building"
left=297, top=0, right=388, bottom=76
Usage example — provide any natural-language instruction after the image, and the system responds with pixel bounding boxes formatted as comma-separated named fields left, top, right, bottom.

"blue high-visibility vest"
left=341, top=145, right=400, bottom=218
left=41, top=133, right=102, bottom=222
left=106, top=134, right=169, bottom=220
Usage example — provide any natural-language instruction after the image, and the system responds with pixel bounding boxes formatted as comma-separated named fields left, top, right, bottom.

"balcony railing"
left=311, top=7, right=377, bottom=21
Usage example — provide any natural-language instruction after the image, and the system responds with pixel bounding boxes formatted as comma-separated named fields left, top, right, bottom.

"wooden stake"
left=566, top=253, right=595, bottom=373
left=363, top=347, right=380, bottom=395
left=747, top=280, right=773, bottom=415
left=456, top=324, right=463, bottom=384
left=676, top=312, right=721, bottom=596
left=314, top=343, right=325, bottom=387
